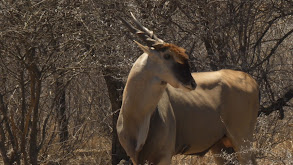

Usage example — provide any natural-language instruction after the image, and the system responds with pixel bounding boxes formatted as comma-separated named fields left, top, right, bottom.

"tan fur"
left=117, top=51, right=259, bottom=165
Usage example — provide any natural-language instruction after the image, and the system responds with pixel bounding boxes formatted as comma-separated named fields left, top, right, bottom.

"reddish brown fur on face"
left=155, top=43, right=189, bottom=63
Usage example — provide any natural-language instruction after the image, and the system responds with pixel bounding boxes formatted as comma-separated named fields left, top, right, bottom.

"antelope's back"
left=165, top=69, right=259, bottom=155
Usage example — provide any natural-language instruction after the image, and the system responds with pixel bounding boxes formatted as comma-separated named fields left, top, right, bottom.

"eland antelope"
left=117, top=13, right=259, bottom=165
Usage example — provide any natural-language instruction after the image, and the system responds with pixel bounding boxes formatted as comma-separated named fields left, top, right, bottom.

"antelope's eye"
left=163, top=54, right=171, bottom=60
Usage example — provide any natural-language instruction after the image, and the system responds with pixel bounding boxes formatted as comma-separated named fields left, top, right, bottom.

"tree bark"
left=103, top=72, right=129, bottom=165
left=0, top=94, right=10, bottom=165
left=20, top=70, right=29, bottom=165
left=55, top=72, right=69, bottom=150
left=27, top=48, right=42, bottom=165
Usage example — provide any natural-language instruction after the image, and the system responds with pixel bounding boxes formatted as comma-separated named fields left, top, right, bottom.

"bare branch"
left=251, top=28, right=293, bottom=70
left=259, top=88, right=293, bottom=119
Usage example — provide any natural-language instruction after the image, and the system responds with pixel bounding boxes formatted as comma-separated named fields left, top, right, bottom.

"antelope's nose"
left=191, top=80, right=197, bottom=90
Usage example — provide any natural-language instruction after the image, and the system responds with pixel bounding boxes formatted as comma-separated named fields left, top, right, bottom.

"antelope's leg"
left=232, top=139, right=257, bottom=165
left=157, top=155, right=172, bottom=165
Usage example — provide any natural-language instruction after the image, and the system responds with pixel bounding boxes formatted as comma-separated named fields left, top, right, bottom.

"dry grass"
left=254, top=110, right=293, bottom=165
left=172, top=153, right=217, bottom=165
left=81, top=112, right=292, bottom=165
left=68, top=136, right=112, bottom=165
left=46, top=108, right=292, bottom=165
left=40, top=136, right=111, bottom=165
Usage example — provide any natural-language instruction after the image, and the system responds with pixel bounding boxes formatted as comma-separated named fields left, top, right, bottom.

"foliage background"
left=0, top=0, right=292, bottom=164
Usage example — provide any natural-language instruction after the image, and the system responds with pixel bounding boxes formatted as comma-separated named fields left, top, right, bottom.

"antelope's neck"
left=121, top=54, right=166, bottom=120
left=118, top=54, right=166, bottom=154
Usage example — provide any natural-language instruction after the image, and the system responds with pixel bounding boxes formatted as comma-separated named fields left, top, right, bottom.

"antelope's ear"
left=134, top=40, right=151, bottom=54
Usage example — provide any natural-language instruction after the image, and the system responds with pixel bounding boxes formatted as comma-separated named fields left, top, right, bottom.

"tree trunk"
left=27, top=48, right=42, bottom=165
left=28, top=66, right=41, bottom=165
left=0, top=94, right=10, bottom=165
left=55, top=72, right=69, bottom=150
left=203, top=37, right=218, bottom=71
left=103, top=73, right=129, bottom=165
